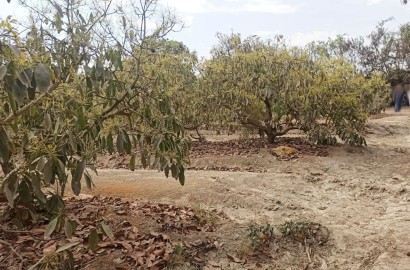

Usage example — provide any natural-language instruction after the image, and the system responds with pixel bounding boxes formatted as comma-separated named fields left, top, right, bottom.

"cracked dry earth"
left=82, top=107, right=410, bottom=270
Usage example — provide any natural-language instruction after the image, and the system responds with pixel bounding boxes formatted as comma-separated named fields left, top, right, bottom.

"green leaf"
left=55, top=158, right=66, bottom=182
left=71, top=160, right=86, bottom=195
left=68, top=132, right=77, bottom=153
left=178, top=166, right=185, bottom=186
left=129, top=154, right=136, bottom=171
left=44, top=113, right=52, bottom=130
left=89, top=164, right=98, bottom=176
left=31, top=172, right=46, bottom=204
left=0, top=126, right=11, bottom=163
left=19, top=180, right=32, bottom=203
left=170, top=163, right=178, bottom=179
left=84, top=169, right=95, bottom=189
left=53, top=3, right=64, bottom=17
left=0, top=65, right=7, bottom=80
left=36, top=156, right=47, bottom=171
left=12, top=79, right=27, bottom=106
left=141, top=150, right=148, bottom=168
left=43, top=158, right=53, bottom=185
left=56, top=242, right=79, bottom=253
left=64, top=219, right=77, bottom=238
left=116, top=130, right=124, bottom=154
left=86, top=76, right=93, bottom=90
left=100, top=223, right=114, bottom=241
left=164, top=165, right=170, bottom=178
left=44, top=217, right=59, bottom=238
left=95, top=59, right=104, bottom=77
left=107, top=133, right=114, bottom=154
left=122, top=130, right=132, bottom=154
left=4, top=177, right=18, bottom=207
left=88, top=228, right=100, bottom=252
left=18, top=68, right=33, bottom=88
left=34, top=64, right=51, bottom=93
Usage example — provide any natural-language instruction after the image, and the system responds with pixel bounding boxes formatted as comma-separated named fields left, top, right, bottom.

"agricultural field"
left=84, top=108, right=410, bottom=269
left=1, top=0, right=410, bottom=269
left=2, top=108, right=409, bottom=269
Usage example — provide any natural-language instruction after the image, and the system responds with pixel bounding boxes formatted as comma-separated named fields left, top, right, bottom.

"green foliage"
left=246, top=223, right=275, bottom=251
left=200, top=33, right=389, bottom=145
left=280, top=221, right=314, bottom=242
left=0, top=0, right=191, bottom=240
left=307, top=20, right=410, bottom=83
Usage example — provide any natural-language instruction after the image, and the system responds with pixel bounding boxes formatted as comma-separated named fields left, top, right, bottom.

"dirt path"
left=82, top=108, right=410, bottom=270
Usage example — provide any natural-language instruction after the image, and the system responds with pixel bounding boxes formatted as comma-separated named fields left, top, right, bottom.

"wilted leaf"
left=84, top=169, right=95, bottom=189
left=56, top=242, right=80, bottom=253
left=45, top=217, right=59, bottom=238
left=100, top=223, right=114, bottom=241
left=88, top=228, right=100, bottom=252
left=64, top=219, right=77, bottom=238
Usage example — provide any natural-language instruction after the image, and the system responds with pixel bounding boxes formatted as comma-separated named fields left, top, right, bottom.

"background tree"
left=200, top=33, right=389, bottom=145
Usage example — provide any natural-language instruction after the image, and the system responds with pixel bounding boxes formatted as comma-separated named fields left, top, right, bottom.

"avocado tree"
left=0, top=0, right=191, bottom=234
left=200, top=33, right=389, bottom=145
left=307, top=20, right=410, bottom=83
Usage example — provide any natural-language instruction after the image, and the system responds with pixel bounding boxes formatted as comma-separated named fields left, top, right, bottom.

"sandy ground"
left=82, top=107, right=410, bottom=270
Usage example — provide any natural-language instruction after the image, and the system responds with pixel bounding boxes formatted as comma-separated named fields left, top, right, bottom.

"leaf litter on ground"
left=0, top=195, right=223, bottom=269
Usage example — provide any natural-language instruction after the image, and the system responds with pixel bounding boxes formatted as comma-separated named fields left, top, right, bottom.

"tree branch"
left=0, top=239, right=24, bottom=262
left=2, top=81, right=60, bottom=124
left=275, top=126, right=303, bottom=136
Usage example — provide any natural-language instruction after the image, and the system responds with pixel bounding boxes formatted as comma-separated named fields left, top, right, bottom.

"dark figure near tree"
left=391, top=79, right=410, bottom=112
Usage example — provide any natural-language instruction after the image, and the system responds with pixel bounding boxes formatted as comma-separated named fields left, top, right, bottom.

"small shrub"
left=246, top=223, right=275, bottom=250
left=279, top=220, right=329, bottom=244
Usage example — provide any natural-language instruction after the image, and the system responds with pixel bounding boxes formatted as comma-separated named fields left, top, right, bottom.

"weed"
left=192, top=205, right=219, bottom=226
left=246, top=223, right=275, bottom=251
left=280, top=220, right=324, bottom=243
left=167, top=244, right=187, bottom=269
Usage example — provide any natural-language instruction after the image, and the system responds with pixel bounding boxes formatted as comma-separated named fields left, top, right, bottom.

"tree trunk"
left=263, top=97, right=275, bottom=143
left=265, top=127, right=276, bottom=144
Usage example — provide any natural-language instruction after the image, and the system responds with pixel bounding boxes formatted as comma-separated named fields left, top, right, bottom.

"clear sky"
left=2, top=0, right=410, bottom=58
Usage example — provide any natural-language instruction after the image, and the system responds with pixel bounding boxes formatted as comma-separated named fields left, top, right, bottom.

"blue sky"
left=2, top=0, right=410, bottom=58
